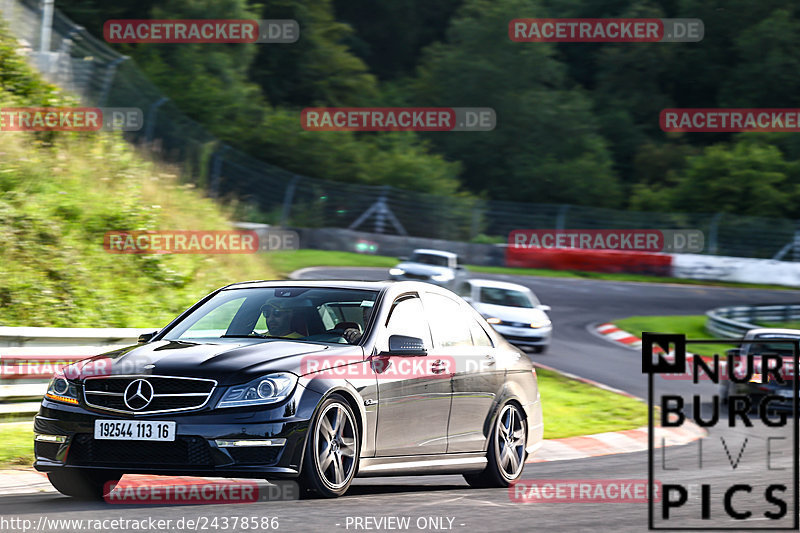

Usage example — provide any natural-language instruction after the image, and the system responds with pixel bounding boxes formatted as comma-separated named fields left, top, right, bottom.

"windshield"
left=746, top=336, right=800, bottom=358
left=409, top=253, right=450, bottom=267
left=478, top=287, right=537, bottom=308
left=162, top=287, right=378, bottom=343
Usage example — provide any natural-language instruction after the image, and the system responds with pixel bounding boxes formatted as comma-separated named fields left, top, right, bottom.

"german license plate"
left=94, top=420, right=176, bottom=441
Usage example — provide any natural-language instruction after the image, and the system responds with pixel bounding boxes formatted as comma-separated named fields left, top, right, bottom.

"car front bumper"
left=492, top=325, right=552, bottom=347
left=33, top=383, right=323, bottom=479
left=727, top=381, right=797, bottom=412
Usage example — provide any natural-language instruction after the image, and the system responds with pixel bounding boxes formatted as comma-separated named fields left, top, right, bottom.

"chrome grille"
left=83, top=375, right=216, bottom=415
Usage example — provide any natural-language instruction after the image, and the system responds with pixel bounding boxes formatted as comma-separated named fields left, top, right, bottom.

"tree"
left=412, top=0, right=622, bottom=206
left=631, top=136, right=800, bottom=217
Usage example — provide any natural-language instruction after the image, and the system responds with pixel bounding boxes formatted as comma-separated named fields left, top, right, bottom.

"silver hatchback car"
left=388, top=249, right=468, bottom=289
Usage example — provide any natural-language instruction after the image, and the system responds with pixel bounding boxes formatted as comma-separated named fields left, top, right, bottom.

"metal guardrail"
left=706, top=305, right=800, bottom=338
left=0, top=327, right=152, bottom=401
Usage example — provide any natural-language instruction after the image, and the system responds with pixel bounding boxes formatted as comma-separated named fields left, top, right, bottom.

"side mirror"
left=538, top=305, right=551, bottom=312
left=385, top=335, right=427, bottom=356
left=138, top=331, right=158, bottom=344
left=726, top=347, right=741, bottom=358
left=398, top=256, right=408, bottom=262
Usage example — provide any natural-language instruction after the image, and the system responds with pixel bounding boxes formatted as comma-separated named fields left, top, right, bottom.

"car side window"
left=425, top=293, right=473, bottom=349
left=378, top=295, right=433, bottom=352
left=470, top=318, right=493, bottom=348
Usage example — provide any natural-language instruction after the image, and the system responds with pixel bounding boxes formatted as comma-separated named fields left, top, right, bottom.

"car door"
left=373, top=293, right=451, bottom=456
left=423, top=292, right=504, bottom=453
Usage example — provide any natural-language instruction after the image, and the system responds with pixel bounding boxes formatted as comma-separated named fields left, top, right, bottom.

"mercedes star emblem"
left=124, top=379, right=154, bottom=410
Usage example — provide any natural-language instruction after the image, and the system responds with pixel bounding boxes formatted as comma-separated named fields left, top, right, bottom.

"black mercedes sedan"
left=34, top=280, right=543, bottom=498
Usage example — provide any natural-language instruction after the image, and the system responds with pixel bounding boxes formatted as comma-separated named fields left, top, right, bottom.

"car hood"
left=73, top=340, right=363, bottom=386
left=395, top=262, right=452, bottom=276
left=473, top=302, right=548, bottom=323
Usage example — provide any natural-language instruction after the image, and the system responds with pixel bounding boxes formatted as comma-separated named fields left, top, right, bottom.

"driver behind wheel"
left=260, top=301, right=305, bottom=339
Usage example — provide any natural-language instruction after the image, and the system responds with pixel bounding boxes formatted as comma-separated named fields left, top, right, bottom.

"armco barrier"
left=706, top=305, right=800, bottom=338
left=0, top=327, right=152, bottom=400
left=505, top=246, right=672, bottom=275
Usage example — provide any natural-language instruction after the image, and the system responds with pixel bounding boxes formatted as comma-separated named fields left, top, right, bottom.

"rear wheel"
left=300, top=394, right=359, bottom=498
left=47, top=469, right=121, bottom=499
left=464, top=403, right=527, bottom=488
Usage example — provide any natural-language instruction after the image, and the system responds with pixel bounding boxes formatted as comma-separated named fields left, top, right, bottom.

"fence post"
left=144, top=97, right=169, bottom=144
left=556, top=204, right=569, bottom=230
left=98, top=56, right=128, bottom=106
left=280, top=175, right=300, bottom=227
left=208, top=145, right=227, bottom=198
left=793, top=226, right=800, bottom=262
left=470, top=205, right=482, bottom=240
left=39, top=0, right=53, bottom=52
left=708, top=213, right=722, bottom=255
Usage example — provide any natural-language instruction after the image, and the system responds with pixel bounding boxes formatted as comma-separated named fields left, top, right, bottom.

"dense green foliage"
left=0, top=25, right=276, bottom=327
left=52, top=0, right=800, bottom=215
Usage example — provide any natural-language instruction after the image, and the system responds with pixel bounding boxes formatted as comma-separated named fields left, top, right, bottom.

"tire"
left=299, top=394, right=360, bottom=498
left=464, top=403, right=527, bottom=488
left=532, top=345, right=547, bottom=354
left=47, top=469, right=121, bottom=499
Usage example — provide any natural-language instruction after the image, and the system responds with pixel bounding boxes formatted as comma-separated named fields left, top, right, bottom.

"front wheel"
left=464, top=403, right=527, bottom=488
left=300, top=394, right=360, bottom=498
left=48, top=469, right=121, bottom=499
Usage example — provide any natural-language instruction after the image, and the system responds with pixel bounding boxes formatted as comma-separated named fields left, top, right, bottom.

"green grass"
left=268, top=250, right=397, bottom=277
left=536, top=368, right=647, bottom=439
left=0, top=25, right=278, bottom=329
left=0, top=422, right=34, bottom=468
left=613, top=315, right=736, bottom=358
left=267, top=250, right=795, bottom=290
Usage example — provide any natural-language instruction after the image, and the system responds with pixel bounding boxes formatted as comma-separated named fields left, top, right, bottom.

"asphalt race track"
left=3, top=268, right=800, bottom=533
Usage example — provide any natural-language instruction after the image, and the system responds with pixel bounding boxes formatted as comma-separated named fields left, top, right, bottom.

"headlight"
left=218, top=373, right=297, bottom=408
left=45, top=372, right=79, bottom=405
left=530, top=318, right=552, bottom=329
left=389, top=268, right=405, bottom=276
left=431, top=272, right=454, bottom=281
left=486, top=317, right=502, bottom=325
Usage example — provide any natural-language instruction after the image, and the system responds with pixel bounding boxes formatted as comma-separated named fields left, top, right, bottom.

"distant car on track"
left=720, top=327, right=800, bottom=411
left=388, top=249, right=468, bottom=289
left=457, top=279, right=552, bottom=353
left=34, top=280, right=542, bottom=499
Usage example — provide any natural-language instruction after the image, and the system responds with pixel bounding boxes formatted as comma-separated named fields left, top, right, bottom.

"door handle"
left=484, top=354, right=495, bottom=366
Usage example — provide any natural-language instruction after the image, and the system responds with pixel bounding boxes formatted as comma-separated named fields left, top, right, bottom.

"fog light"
left=215, top=438, right=287, bottom=447
left=35, top=434, right=68, bottom=443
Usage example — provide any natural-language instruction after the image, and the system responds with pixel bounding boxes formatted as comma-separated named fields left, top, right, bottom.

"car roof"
left=219, top=279, right=456, bottom=296
left=411, top=249, right=457, bottom=259
left=467, top=278, right=532, bottom=292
